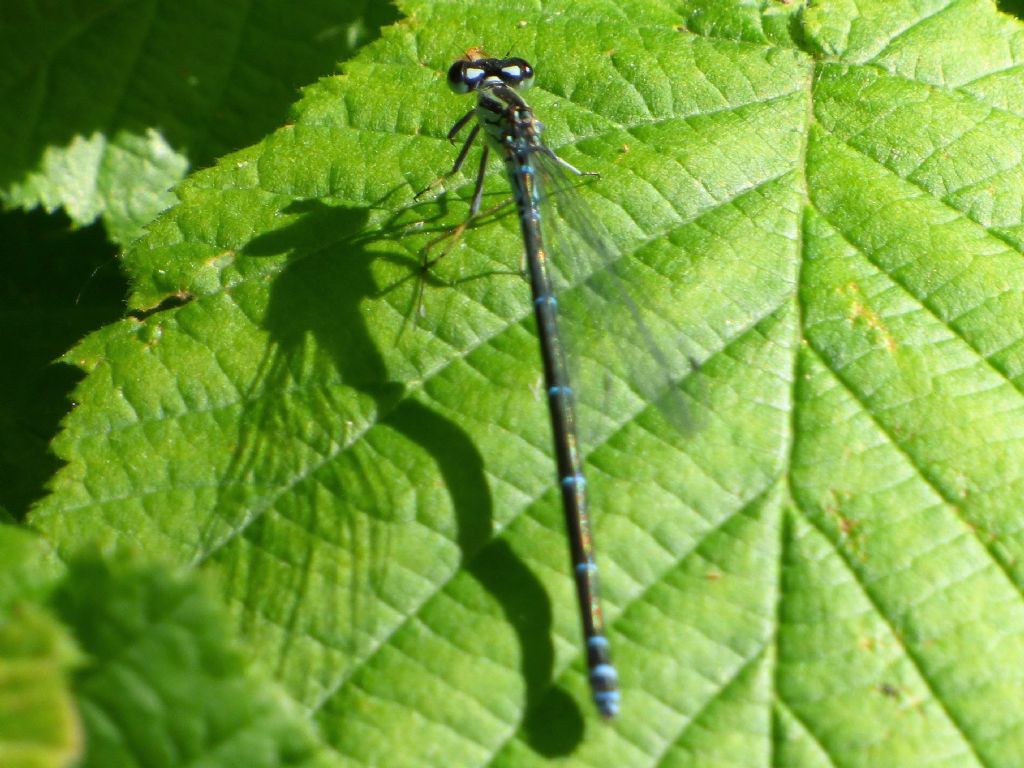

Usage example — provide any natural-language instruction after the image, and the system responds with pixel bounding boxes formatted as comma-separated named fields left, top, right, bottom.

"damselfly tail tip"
left=595, top=690, right=620, bottom=720
left=590, top=662, right=620, bottom=719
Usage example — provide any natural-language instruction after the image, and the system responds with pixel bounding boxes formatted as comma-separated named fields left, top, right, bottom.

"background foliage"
left=3, top=0, right=1024, bottom=766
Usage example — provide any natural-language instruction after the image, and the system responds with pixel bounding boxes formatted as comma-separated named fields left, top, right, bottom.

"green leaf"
left=0, top=1, right=397, bottom=245
left=29, top=0, right=1024, bottom=765
left=0, top=526, right=79, bottom=768
left=0, top=605, right=82, bottom=768
left=52, top=551, right=340, bottom=768
left=0, top=526, right=333, bottom=768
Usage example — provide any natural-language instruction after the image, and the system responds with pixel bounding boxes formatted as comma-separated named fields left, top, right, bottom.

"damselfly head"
left=447, top=56, right=535, bottom=94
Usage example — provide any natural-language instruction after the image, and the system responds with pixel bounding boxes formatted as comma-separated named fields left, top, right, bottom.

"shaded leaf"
left=0, top=211, right=122, bottom=520
left=0, top=0, right=397, bottom=244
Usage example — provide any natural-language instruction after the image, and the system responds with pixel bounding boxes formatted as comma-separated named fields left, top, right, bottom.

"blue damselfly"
left=418, top=52, right=620, bottom=719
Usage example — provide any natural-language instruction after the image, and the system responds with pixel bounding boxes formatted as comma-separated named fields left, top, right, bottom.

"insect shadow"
left=204, top=194, right=586, bottom=752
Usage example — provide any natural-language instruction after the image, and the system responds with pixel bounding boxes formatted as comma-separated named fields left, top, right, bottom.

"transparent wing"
left=532, top=147, right=698, bottom=452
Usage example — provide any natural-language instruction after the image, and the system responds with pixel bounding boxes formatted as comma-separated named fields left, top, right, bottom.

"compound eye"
left=500, top=58, right=534, bottom=88
left=447, top=60, right=486, bottom=93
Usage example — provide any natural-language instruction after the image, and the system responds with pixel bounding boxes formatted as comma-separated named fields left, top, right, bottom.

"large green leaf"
left=29, top=0, right=1024, bottom=764
left=0, top=0, right=396, bottom=245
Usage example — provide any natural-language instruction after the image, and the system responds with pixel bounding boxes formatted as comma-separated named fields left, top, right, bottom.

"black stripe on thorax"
left=477, top=81, right=534, bottom=133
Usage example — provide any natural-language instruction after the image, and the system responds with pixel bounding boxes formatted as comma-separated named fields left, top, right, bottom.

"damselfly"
left=418, top=52, right=620, bottom=719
